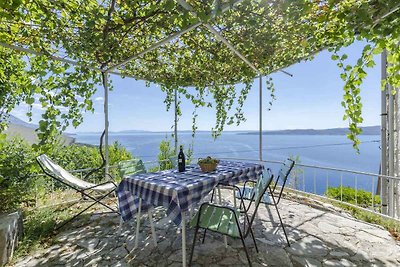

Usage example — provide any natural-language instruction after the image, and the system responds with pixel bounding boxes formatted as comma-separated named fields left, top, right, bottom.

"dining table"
left=117, top=160, right=264, bottom=266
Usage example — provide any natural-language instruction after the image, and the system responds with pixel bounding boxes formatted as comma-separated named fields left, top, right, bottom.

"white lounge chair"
left=36, top=154, right=118, bottom=230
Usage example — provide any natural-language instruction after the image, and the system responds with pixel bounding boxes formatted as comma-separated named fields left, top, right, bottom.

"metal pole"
left=174, top=88, right=178, bottom=153
left=102, top=72, right=110, bottom=177
left=259, top=75, right=263, bottom=161
left=381, top=49, right=388, bottom=215
left=396, top=63, right=400, bottom=219
left=388, top=53, right=395, bottom=217
left=0, top=42, right=138, bottom=80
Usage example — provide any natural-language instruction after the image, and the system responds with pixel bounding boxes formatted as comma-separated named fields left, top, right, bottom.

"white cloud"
left=95, top=97, right=104, bottom=102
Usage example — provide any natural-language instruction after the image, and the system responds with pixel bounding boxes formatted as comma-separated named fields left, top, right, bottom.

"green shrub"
left=157, top=138, right=176, bottom=171
left=325, top=186, right=381, bottom=207
left=50, top=141, right=132, bottom=183
left=15, top=206, right=70, bottom=257
left=148, top=137, right=194, bottom=172
left=0, top=136, right=132, bottom=213
left=0, top=136, right=39, bottom=211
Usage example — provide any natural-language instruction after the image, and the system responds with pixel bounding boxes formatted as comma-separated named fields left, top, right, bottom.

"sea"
left=74, top=132, right=381, bottom=195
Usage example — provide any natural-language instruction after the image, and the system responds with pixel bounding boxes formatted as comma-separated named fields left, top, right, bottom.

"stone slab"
left=0, top=211, right=23, bottom=266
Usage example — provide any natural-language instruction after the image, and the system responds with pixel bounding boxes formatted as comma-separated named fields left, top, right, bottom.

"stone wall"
left=0, top=211, right=23, bottom=266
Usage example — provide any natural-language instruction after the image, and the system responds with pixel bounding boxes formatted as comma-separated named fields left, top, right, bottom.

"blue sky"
left=12, top=40, right=382, bottom=133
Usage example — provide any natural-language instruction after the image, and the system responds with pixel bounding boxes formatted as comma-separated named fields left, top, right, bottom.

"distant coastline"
left=239, top=126, right=380, bottom=136
left=75, top=126, right=380, bottom=136
left=7, top=115, right=381, bottom=137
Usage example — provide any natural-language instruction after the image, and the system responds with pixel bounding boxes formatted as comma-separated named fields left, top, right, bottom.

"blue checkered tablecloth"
left=117, top=160, right=264, bottom=226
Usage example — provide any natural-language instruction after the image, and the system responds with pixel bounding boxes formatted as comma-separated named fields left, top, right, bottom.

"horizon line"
left=71, top=125, right=380, bottom=134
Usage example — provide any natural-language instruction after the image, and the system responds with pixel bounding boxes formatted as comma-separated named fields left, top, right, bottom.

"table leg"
left=218, top=187, right=228, bottom=248
left=189, top=208, right=193, bottom=220
left=182, top=214, right=187, bottom=267
left=148, top=210, right=157, bottom=247
left=134, top=198, right=142, bottom=249
left=118, top=217, right=124, bottom=236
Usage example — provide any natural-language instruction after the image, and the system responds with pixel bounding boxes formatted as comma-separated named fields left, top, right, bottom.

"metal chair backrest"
left=118, top=158, right=146, bottom=177
left=271, top=158, right=295, bottom=204
left=253, top=169, right=273, bottom=206
left=245, top=170, right=274, bottom=237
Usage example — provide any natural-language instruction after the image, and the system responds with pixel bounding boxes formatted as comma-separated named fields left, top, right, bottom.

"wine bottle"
left=178, top=145, right=185, bottom=172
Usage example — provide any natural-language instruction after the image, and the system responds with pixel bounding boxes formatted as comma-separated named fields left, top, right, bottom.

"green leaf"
left=26, top=97, right=35, bottom=105
left=331, top=54, right=339, bottom=60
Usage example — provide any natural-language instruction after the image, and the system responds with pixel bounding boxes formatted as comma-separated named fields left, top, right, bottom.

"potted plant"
left=198, top=156, right=219, bottom=172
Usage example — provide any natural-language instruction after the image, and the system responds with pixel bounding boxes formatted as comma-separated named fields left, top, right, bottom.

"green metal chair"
left=189, top=172, right=274, bottom=267
left=118, top=158, right=147, bottom=177
left=235, top=158, right=295, bottom=246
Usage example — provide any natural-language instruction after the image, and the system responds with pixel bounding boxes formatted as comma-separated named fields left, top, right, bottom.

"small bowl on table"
left=198, top=157, right=220, bottom=172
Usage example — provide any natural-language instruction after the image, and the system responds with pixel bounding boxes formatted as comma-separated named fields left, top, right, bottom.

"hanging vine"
left=265, top=76, right=276, bottom=111
left=0, top=0, right=398, bottom=148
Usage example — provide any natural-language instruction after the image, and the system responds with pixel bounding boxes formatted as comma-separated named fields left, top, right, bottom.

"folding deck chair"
left=189, top=170, right=274, bottom=267
left=235, top=158, right=295, bottom=246
left=36, top=131, right=119, bottom=230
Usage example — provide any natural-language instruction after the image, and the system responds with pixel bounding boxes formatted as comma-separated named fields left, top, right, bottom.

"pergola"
left=1, top=0, right=399, bottom=221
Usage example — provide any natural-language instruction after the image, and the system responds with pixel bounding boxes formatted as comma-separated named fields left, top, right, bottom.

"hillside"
left=3, top=115, right=75, bottom=145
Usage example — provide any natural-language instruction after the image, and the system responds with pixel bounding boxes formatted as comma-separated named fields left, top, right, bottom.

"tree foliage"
left=0, top=0, right=399, bottom=147
left=148, top=136, right=193, bottom=171
left=0, top=135, right=132, bottom=212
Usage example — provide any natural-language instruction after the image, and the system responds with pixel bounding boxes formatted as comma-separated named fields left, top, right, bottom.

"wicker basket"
left=198, top=162, right=218, bottom=172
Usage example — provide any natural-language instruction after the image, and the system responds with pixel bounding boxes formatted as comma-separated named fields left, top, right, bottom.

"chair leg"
left=244, top=213, right=258, bottom=253
left=239, top=234, right=252, bottom=267
left=203, top=188, right=216, bottom=244
left=81, top=189, right=119, bottom=214
left=217, top=187, right=228, bottom=248
left=55, top=189, right=116, bottom=231
left=202, top=229, right=207, bottom=244
left=274, top=203, right=290, bottom=247
left=269, top=187, right=290, bottom=247
left=233, top=213, right=252, bottom=267
left=55, top=199, right=98, bottom=231
left=248, top=226, right=258, bottom=253
left=189, top=226, right=200, bottom=267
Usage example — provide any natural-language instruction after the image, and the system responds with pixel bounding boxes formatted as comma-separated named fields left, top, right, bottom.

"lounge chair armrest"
left=105, top=172, right=116, bottom=181
left=84, top=180, right=116, bottom=190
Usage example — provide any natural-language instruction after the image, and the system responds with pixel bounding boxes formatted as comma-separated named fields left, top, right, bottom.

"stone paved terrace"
left=13, top=191, right=400, bottom=267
